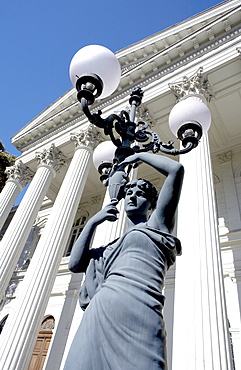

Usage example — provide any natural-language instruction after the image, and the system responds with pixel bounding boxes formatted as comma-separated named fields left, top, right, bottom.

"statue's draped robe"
left=64, top=226, right=181, bottom=370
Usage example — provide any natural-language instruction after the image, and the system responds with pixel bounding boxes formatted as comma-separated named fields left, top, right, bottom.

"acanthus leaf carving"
left=71, top=124, right=103, bottom=151
left=36, top=144, right=66, bottom=173
left=5, top=160, right=34, bottom=187
left=168, top=67, right=214, bottom=102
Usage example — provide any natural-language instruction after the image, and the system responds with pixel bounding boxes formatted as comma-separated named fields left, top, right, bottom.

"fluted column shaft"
left=172, top=135, right=232, bottom=369
left=217, top=151, right=241, bottom=231
left=0, top=126, right=101, bottom=370
left=0, top=161, right=33, bottom=230
left=0, top=145, right=65, bottom=300
left=45, top=273, right=82, bottom=370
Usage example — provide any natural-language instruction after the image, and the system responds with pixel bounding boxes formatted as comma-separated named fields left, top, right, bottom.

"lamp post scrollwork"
left=69, top=45, right=212, bottom=201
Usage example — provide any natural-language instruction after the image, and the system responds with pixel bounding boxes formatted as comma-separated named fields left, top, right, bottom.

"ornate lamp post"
left=69, top=45, right=211, bottom=201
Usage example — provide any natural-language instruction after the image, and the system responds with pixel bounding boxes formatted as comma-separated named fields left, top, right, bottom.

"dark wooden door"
left=28, top=316, right=55, bottom=370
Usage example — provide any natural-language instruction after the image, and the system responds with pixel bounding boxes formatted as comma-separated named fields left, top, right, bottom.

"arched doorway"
left=28, top=315, right=55, bottom=370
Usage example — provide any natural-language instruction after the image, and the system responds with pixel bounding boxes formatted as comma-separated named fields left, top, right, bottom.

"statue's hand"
left=93, top=199, right=119, bottom=225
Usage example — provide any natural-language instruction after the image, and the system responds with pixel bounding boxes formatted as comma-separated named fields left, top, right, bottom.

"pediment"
left=11, top=0, right=241, bottom=154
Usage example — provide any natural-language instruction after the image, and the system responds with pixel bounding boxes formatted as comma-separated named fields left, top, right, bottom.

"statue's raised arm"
left=68, top=199, right=119, bottom=273
left=120, top=152, right=184, bottom=233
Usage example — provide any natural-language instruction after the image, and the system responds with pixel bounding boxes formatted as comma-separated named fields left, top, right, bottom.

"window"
left=64, top=214, right=88, bottom=257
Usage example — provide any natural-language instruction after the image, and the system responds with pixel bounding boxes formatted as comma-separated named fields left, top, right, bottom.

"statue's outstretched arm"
left=68, top=200, right=119, bottom=273
left=119, top=152, right=184, bottom=233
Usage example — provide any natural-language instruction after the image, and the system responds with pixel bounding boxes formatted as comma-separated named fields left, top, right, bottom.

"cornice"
left=12, top=89, right=76, bottom=142
left=118, top=7, right=241, bottom=86
left=116, top=1, right=241, bottom=70
left=14, top=110, right=84, bottom=153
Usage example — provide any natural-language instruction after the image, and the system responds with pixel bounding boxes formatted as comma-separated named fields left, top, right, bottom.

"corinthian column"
left=0, top=144, right=66, bottom=300
left=170, top=69, right=232, bottom=369
left=0, top=125, right=102, bottom=370
left=0, top=161, right=34, bottom=230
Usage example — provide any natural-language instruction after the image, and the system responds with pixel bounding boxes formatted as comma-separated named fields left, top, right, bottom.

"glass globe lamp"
left=168, top=97, right=211, bottom=146
left=93, top=141, right=116, bottom=170
left=93, top=141, right=116, bottom=186
left=69, top=45, right=121, bottom=101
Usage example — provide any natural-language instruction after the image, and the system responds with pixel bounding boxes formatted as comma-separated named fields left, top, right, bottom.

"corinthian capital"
left=5, top=160, right=34, bottom=187
left=70, top=124, right=103, bottom=151
left=169, top=67, right=214, bottom=102
left=36, top=144, right=66, bottom=173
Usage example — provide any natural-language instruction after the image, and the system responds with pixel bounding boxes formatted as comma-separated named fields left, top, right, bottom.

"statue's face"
left=124, top=180, right=151, bottom=218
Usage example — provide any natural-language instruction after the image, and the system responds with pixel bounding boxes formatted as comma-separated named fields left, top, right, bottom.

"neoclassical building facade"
left=0, top=1, right=241, bottom=369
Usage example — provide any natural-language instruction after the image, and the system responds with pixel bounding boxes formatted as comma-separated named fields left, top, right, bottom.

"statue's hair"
left=124, top=179, right=158, bottom=210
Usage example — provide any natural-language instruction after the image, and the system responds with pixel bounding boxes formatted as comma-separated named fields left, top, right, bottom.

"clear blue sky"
left=1, top=0, right=223, bottom=156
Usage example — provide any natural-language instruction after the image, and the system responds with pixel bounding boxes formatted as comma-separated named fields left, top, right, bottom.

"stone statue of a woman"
left=64, top=152, right=184, bottom=370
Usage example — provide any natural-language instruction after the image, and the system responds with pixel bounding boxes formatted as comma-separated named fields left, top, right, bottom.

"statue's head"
left=124, top=179, right=158, bottom=217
